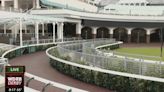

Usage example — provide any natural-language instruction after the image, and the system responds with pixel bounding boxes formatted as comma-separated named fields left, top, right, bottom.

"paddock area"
left=113, top=43, right=164, bottom=61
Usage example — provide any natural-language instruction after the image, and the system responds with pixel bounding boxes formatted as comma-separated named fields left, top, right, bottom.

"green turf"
left=114, top=47, right=164, bottom=61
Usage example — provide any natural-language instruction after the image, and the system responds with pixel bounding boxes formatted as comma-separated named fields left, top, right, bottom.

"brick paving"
left=9, top=51, right=113, bottom=92
left=0, top=87, right=5, bottom=92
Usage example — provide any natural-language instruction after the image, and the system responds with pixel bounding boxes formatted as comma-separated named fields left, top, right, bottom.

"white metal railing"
left=0, top=33, right=14, bottom=37
left=0, top=43, right=88, bottom=92
left=0, top=45, right=16, bottom=51
left=0, top=58, right=8, bottom=66
left=46, top=48, right=164, bottom=83
left=0, top=6, right=22, bottom=13
left=22, top=37, right=82, bottom=46
left=26, top=73, right=88, bottom=92
left=0, top=58, right=8, bottom=76
left=47, top=39, right=164, bottom=82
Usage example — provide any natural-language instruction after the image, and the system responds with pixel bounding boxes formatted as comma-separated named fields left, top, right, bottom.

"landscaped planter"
left=49, top=57, right=164, bottom=92
left=47, top=45, right=164, bottom=92
left=2, top=44, right=56, bottom=59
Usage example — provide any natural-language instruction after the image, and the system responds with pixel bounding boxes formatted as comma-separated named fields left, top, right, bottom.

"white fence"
left=47, top=39, right=164, bottom=82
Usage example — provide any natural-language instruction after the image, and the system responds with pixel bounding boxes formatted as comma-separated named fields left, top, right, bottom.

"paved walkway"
left=9, top=51, right=113, bottom=92
left=0, top=87, right=5, bottom=92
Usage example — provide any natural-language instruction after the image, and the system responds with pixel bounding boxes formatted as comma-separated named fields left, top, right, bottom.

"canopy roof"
left=0, top=11, right=65, bottom=25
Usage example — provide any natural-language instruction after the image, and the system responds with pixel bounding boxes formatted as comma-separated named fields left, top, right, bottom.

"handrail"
left=46, top=46, right=164, bottom=83
left=0, top=6, right=22, bottom=13
left=46, top=39, right=164, bottom=83
left=1, top=42, right=88, bottom=92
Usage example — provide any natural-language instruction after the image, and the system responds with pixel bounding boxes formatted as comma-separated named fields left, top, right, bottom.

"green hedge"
left=4, top=44, right=56, bottom=59
left=50, top=58, right=164, bottom=92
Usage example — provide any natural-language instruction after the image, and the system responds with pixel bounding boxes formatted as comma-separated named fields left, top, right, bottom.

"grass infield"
left=114, top=47, right=164, bottom=61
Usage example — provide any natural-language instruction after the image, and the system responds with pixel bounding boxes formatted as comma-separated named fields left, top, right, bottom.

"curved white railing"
left=0, top=6, right=22, bottom=13
left=22, top=38, right=82, bottom=46
left=26, top=73, right=88, bottom=92
left=46, top=46, right=164, bottom=83
left=95, top=42, right=163, bottom=64
left=46, top=40, right=164, bottom=83
left=1, top=42, right=88, bottom=92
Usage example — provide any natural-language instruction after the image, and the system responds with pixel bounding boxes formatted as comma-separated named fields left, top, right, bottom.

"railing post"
left=124, top=57, right=127, bottom=71
left=26, top=77, right=34, bottom=87
left=41, top=83, right=51, bottom=92
left=19, top=18, right=23, bottom=46
left=67, top=89, right=72, bottom=92
left=158, top=61, right=162, bottom=75
left=139, top=58, right=142, bottom=75
left=53, top=22, right=56, bottom=43
left=35, top=22, right=39, bottom=44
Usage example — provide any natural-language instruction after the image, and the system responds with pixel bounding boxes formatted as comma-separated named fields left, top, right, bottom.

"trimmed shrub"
left=4, top=44, right=56, bottom=59
left=49, top=58, right=164, bottom=92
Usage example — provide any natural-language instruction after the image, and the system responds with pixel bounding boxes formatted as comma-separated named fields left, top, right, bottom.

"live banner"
left=5, top=66, right=25, bottom=92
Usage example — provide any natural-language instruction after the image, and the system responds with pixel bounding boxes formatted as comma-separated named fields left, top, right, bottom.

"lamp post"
left=160, top=28, right=163, bottom=57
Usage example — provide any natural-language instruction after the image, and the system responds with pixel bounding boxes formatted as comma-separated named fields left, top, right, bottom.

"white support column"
left=42, top=23, right=45, bottom=36
left=127, top=29, right=132, bottom=35
left=36, top=0, right=41, bottom=9
left=57, top=23, right=61, bottom=40
left=127, top=28, right=132, bottom=43
left=61, top=22, right=64, bottom=41
left=25, top=25, right=27, bottom=34
left=33, top=0, right=36, bottom=8
left=14, top=0, right=18, bottom=9
left=146, top=29, right=151, bottom=35
left=4, top=24, right=6, bottom=34
left=19, top=18, right=23, bottom=46
left=53, top=22, right=56, bottom=43
left=57, top=22, right=63, bottom=41
left=108, top=27, right=114, bottom=38
left=146, top=29, right=151, bottom=44
left=76, top=23, right=81, bottom=38
left=92, top=27, right=97, bottom=34
left=1, top=0, right=5, bottom=7
left=92, top=27, right=97, bottom=39
left=14, top=26, right=18, bottom=40
left=35, top=22, right=39, bottom=44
